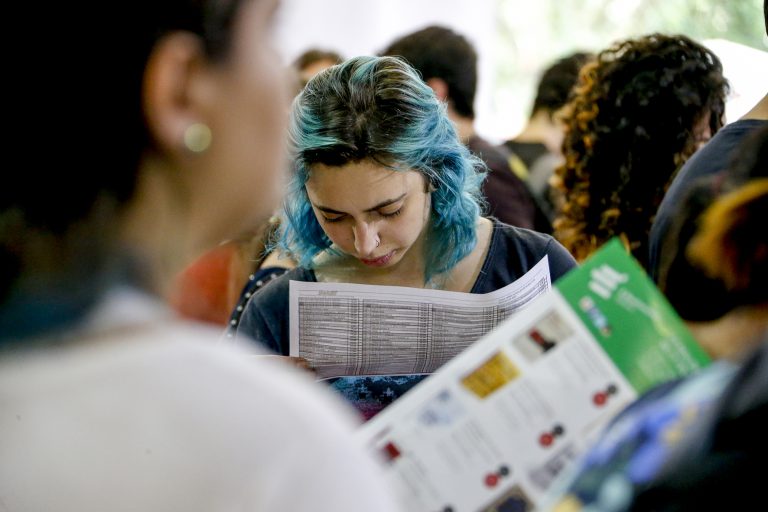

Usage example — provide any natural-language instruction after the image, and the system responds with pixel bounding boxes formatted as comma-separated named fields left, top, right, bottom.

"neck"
left=741, top=94, right=768, bottom=121
left=513, top=111, right=564, bottom=154
left=686, top=306, right=768, bottom=362
left=119, top=156, right=198, bottom=299
left=316, top=229, right=430, bottom=289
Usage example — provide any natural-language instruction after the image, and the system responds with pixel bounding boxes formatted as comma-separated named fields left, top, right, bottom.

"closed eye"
left=380, top=208, right=402, bottom=218
left=321, top=214, right=346, bottom=223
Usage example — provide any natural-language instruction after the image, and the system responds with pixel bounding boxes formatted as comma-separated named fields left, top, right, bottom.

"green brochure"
left=359, top=239, right=711, bottom=512
left=556, top=238, right=710, bottom=392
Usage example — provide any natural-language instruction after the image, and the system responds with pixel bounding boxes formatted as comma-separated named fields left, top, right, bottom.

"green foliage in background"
left=493, top=0, right=766, bottom=136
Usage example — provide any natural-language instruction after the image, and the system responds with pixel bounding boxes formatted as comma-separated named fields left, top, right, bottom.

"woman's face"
left=189, top=0, right=288, bottom=245
left=305, top=160, right=432, bottom=270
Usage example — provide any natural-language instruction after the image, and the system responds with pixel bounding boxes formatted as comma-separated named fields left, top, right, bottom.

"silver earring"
left=376, top=238, right=380, bottom=247
left=183, top=123, right=212, bottom=153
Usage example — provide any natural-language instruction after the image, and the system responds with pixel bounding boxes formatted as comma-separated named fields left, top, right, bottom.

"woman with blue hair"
left=237, top=56, right=576, bottom=418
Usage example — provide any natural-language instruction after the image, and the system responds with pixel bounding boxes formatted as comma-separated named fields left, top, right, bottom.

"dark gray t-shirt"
left=648, top=119, right=767, bottom=280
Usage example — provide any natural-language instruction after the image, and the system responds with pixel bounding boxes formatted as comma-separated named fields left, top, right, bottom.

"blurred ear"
left=142, top=32, right=216, bottom=160
left=426, top=78, right=449, bottom=102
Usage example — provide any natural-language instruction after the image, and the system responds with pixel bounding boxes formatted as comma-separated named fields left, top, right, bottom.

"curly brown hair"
left=553, top=33, right=728, bottom=269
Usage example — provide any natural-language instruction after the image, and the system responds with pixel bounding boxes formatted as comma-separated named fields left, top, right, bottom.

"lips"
left=360, top=250, right=396, bottom=267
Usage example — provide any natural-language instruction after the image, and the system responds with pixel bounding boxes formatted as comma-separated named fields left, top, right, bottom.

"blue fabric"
left=225, top=266, right=290, bottom=338
left=552, top=337, right=768, bottom=511
left=236, top=221, right=576, bottom=418
left=0, top=256, right=139, bottom=349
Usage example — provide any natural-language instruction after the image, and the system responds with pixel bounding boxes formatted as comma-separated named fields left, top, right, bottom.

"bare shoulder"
left=476, top=216, right=494, bottom=244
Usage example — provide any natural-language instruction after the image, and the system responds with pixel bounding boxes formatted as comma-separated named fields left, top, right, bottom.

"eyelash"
left=322, top=208, right=402, bottom=223
left=381, top=208, right=402, bottom=218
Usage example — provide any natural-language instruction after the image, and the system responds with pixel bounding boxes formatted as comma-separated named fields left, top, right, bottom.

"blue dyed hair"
left=279, top=55, right=486, bottom=283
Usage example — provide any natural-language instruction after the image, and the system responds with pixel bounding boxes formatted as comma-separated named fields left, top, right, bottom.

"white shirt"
left=0, top=288, right=400, bottom=512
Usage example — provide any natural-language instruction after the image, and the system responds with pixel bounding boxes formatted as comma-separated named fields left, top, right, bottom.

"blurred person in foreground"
left=219, top=48, right=345, bottom=332
left=0, top=1, right=399, bottom=511
left=657, top=127, right=767, bottom=357
left=178, top=47, right=341, bottom=331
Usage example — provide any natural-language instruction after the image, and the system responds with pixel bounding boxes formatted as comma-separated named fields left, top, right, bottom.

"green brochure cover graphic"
left=556, top=239, right=711, bottom=393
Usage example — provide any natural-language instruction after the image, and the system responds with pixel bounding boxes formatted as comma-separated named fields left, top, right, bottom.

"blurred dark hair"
left=293, top=48, right=343, bottom=72
left=661, top=126, right=768, bottom=321
left=2, top=0, right=247, bottom=304
left=380, top=25, right=477, bottom=119
left=531, top=52, right=593, bottom=119
left=553, top=34, right=728, bottom=269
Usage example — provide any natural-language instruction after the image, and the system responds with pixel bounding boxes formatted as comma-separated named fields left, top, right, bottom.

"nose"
left=353, top=222, right=379, bottom=257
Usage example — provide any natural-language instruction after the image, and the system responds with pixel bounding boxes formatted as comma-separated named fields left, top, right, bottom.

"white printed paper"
left=289, top=256, right=551, bottom=379
left=357, top=292, right=637, bottom=512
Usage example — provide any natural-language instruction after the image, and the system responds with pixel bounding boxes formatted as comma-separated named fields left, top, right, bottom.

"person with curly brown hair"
left=552, top=33, right=728, bottom=270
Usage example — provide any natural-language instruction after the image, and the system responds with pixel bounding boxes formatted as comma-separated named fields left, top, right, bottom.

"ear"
left=142, top=32, right=216, bottom=159
left=426, top=78, right=449, bottom=102
left=421, top=172, right=437, bottom=194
